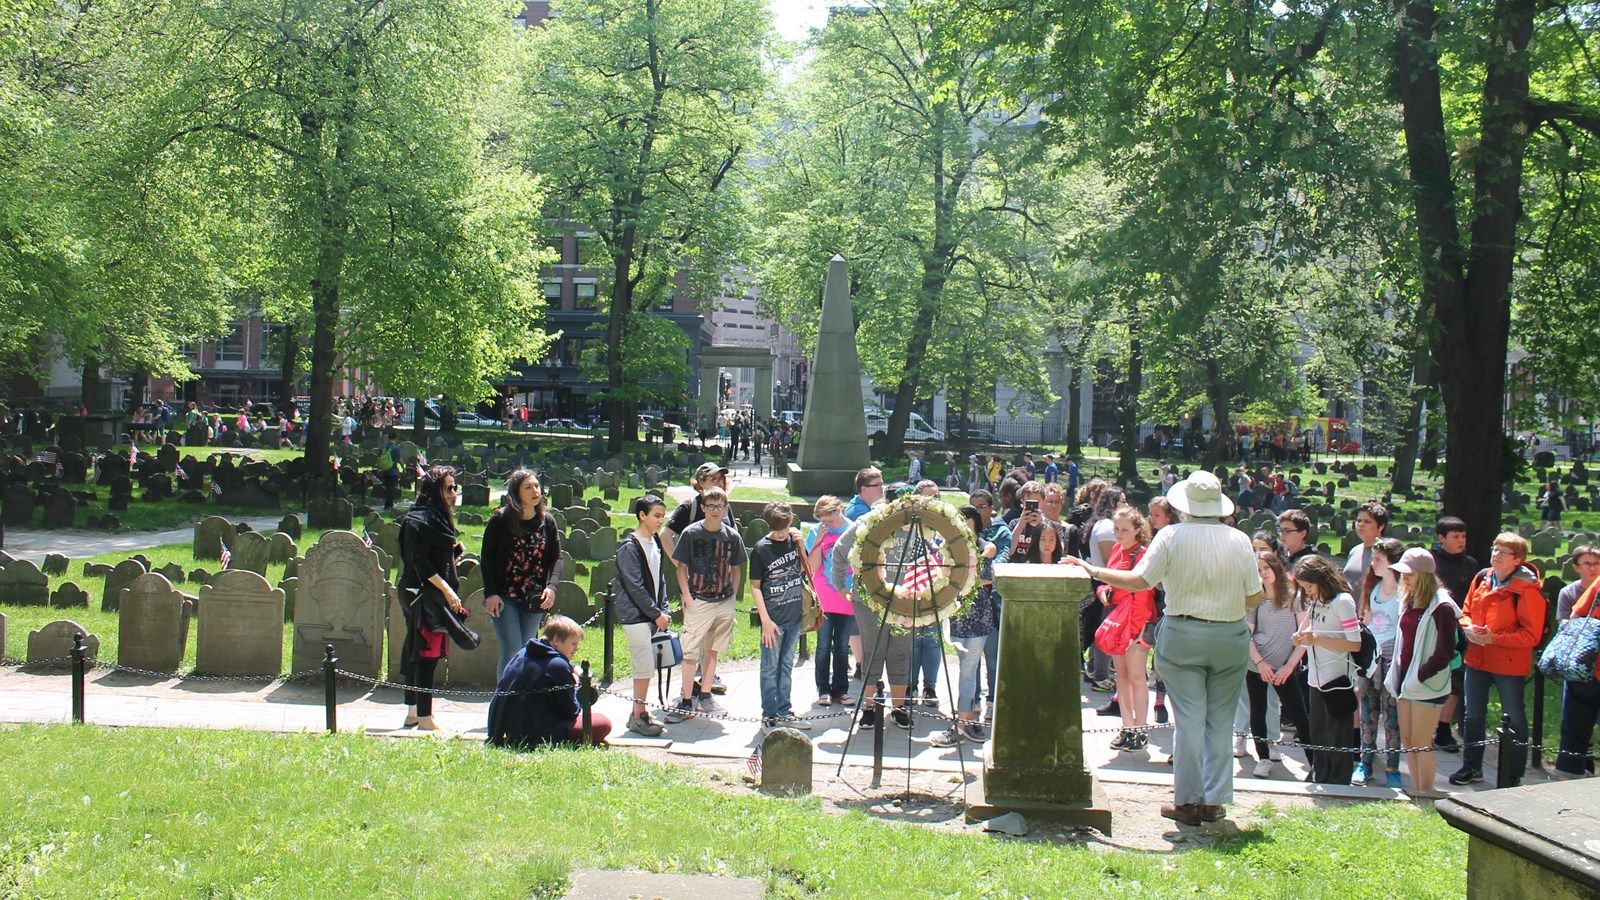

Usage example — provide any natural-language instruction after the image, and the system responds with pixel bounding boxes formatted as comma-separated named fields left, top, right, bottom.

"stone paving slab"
left=562, top=869, right=765, bottom=900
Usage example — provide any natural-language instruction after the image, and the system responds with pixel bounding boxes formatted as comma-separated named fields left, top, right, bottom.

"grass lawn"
left=0, top=724, right=1467, bottom=899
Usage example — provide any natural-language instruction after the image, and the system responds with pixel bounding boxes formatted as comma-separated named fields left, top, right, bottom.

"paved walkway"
left=4, top=515, right=295, bottom=565
left=0, top=647, right=1536, bottom=802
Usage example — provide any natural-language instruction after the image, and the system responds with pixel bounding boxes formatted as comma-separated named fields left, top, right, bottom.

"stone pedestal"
left=967, top=562, right=1112, bottom=834
left=1437, top=779, right=1600, bottom=899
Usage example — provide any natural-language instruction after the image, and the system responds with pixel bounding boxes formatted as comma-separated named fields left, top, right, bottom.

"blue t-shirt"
left=1043, top=462, right=1058, bottom=483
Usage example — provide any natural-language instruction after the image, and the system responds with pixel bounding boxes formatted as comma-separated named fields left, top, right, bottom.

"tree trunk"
left=1118, top=335, right=1143, bottom=485
left=1389, top=345, right=1431, bottom=494
left=412, top=397, right=427, bottom=442
left=1394, top=0, right=1533, bottom=562
left=277, top=323, right=298, bottom=414
left=1203, top=360, right=1231, bottom=469
left=81, top=354, right=101, bottom=410
left=1067, top=358, right=1083, bottom=457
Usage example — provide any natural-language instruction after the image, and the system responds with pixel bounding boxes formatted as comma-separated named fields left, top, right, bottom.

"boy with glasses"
left=1276, top=509, right=1319, bottom=566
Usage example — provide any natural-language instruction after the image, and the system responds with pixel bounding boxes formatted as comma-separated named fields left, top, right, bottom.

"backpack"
left=1352, top=621, right=1378, bottom=673
left=383, top=445, right=401, bottom=473
left=1467, top=566, right=1556, bottom=650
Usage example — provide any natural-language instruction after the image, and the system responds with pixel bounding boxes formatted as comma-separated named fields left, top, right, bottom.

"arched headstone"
left=444, top=589, right=502, bottom=687
left=102, top=559, right=147, bottom=612
left=193, top=516, right=237, bottom=561
left=27, top=620, right=99, bottom=667
left=197, top=570, right=285, bottom=676
left=118, top=573, right=193, bottom=674
left=0, top=559, right=49, bottom=606
left=294, top=531, right=386, bottom=677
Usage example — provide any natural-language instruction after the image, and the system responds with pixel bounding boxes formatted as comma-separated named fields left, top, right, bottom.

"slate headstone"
left=278, top=513, right=303, bottom=541
left=2, top=483, right=35, bottom=527
left=192, top=516, right=237, bottom=561
left=49, top=582, right=89, bottom=609
left=196, top=569, right=285, bottom=676
left=102, top=559, right=148, bottom=612
left=42, top=489, right=76, bottom=528
left=117, top=573, right=192, bottom=674
left=230, top=530, right=271, bottom=575
left=0, top=559, right=49, bottom=606
left=41, top=553, right=70, bottom=576
left=293, top=531, right=386, bottom=677
left=443, top=589, right=502, bottom=687
left=760, top=728, right=813, bottom=796
left=26, top=620, right=99, bottom=667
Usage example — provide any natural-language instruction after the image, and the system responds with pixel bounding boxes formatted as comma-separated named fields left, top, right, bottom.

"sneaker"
left=931, top=726, right=962, bottom=747
left=961, top=721, right=989, bottom=743
left=1386, top=770, right=1403, bottom=789
left=697, top=695, right=725, bottom=715
left=836, top=694, right=856, bottom=707
left=1279, top=715, right=1296, bottom=733
left=1096, top=698, right=1121, bottom=717
left=781, top=714, right=812, bottom=731
left=891, top=706, right=913, bottom=729
left=1233, top=736, right=1250, bottom=758
left=1352, top=763, right=1370, bottom=786
left=1110, top=730, right=1131, bottom=750
left=1448, top=767, right=1484, bottom=786
left=1269, top=747, right=1282, bottom=761
left=816, top=695, right=832, bottom=707
left=859, top=707, right=878, bottom=729
left=922, top=688, right=938, bottom=708
left=710, top=677, right=727, bottom=695
left=1253, top=759, right=1274, bottom=779
left=1090, top=679, right=1117, bottom=693
left=1434, top=733, right=1462, bottom=754
left=1125, top=731, right=1148, bottom=750
left=627, top=713, right=664, bottom=737
left=663, top=699, right=695, bottom=724
left=1154, top=704, right=1169, bottom=725
left=761, top=717, right=779, bottom=734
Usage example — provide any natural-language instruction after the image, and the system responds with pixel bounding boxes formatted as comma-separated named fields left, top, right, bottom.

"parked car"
left=453, top=411, right=499, bottom=427
left=540, top=417, right=583, bottom=430
left=948, top=428, right=1014, bottom=446
left=864, top=408, right=944, bottom=442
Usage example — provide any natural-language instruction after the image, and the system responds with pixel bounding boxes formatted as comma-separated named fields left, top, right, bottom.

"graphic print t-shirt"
left=671, top=522, right=747, bottom=601
left=750, top=535, right=804, bottom=627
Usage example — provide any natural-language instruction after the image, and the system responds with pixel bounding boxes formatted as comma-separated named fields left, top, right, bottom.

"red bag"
left=1095, top=598, right=1137, bottom=656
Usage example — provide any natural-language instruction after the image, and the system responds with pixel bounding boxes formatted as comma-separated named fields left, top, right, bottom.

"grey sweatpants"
left=852, top=596, right=912, bottom=688
left=1156, top=615, right=1250, bottom=807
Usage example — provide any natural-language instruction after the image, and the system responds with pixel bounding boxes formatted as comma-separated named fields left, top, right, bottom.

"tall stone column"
left=787, top=256, right=870, bottom=496
left=754, top=366, right=773, bottom=422
left=968, top=562, right=1112, bottom=833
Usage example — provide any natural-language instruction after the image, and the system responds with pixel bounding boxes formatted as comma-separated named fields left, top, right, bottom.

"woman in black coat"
left=398, top=466, right=467, bottom=731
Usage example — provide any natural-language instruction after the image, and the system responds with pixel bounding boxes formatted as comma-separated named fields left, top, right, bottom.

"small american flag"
left=331, top=455, right=341, bottom=470
left=901, top=549, right=944, bottom=594
left=219, top=541, right=232, bottom=570
left=362, top=529, right=374, bottom=548
left=128, top=443, right=137, bottom=466
left=175, top=465, right=188, bottom=481
left=211, top=482, right=223, bottom=497
left=746, top=750, right=762, bottom=778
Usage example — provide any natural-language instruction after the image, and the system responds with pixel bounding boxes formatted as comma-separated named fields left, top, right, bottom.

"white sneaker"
left=781, top=715, right=812, bottom=731
left=1253, top=758, right=1273, bottom=779
left=1233, top=736, right=1250, bottom=758
left=1269, top=747, right=1282, bottom=761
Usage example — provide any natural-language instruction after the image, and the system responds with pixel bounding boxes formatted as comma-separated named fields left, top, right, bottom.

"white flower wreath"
left=846, top=493, right=979, bottom=627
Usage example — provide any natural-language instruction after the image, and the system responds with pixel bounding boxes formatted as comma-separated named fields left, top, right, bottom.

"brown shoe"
left=1160, top=803, right=1206, bottom=826
left=1201, top=804, right=1227, bottom=822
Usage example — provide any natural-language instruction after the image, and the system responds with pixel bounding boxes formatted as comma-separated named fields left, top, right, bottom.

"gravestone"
left=278, top=513, right=303, bottom=541
left=27, top=620, right=99, bottom=666
left=308, top=497, right=353, bottom=530
left=100, top=557, right=147, bottom=611
left=0, top=559, right=49, bottom=606
left=156, top=443, right=180, bottom=471
left=83, top=562, right=112, bottom=579
left=566, top=529, right=592, bottom=560
left=552, top=580, right=591, bottom=623
left=49, top=582, right=89, bottom=609
left=462, top=483, right=490, bottom=507
left=189, top=568, right=213, bottom=586
left=459, top=564, right=485, bottom=606
left=1437, top=777, right=1600, bottom=900
left=267, top=532, right=297, bottom=564
left=41, top=554, right=70, bottom=576
left=590, top=527, right=619, bottom=563
left=0, top=612, right=4, bottom=659
left=760, top=728, right=813, bottom=796
left=644, top=466, right=664, bottom=489
left=108, top=475, right=132, bottom=512
left=42, top=489, right=76, bottom=528
left=193, top=515, right=241, bottom=561
left=589, top=559, right=619, bottom=597
left=197, top=569, right=285, bottom=676
left=96, top=453, right=129, bottom=485
left=59, top=452, right=89, bottom=484
left=230, top=530, right=271, bottom=575
left=293, top=531, right=386, bottom=678
left=386, top=583, right=405, bottom=679
left=551, top=483, right=574, bottom=510
left=443, top=589, right=502, bottom=687
left=967, top=563, right=1111, bottom=833
left=118, top=573, right=193, bottom=674
left=155, top=562, right=185, bottom=584
left=2, top=483, right=35, bottom=527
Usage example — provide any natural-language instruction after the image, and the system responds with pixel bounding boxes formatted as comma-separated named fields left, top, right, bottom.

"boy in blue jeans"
left=750, top=501, right=810, bottom=732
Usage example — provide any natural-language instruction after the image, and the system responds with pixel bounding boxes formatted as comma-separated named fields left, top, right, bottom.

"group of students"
left=390, top=458, right=1599, bottom=790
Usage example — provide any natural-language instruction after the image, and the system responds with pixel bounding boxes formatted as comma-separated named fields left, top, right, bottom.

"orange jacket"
left=1459, top=564, right=1546, bottom=677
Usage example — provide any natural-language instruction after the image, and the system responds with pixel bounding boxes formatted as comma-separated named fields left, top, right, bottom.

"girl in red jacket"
left=1451, top=532, right=1547, bottom=787
left=1105, top=507, right=1158, bottom=751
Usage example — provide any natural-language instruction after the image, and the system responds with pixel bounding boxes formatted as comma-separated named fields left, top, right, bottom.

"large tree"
left=70, top=0, right=548, bottom=465
left=519, top=0, right=771, bottom=452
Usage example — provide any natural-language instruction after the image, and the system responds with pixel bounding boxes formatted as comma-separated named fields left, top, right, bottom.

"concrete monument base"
left=963, top=778, right=1113, bottom=834
left=1437, top=779, right=1600, bottom=899
left=785, top=462, right=860, bottom=499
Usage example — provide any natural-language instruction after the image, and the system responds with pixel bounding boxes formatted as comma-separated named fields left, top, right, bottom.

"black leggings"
left=1247, top=669, right=1311, bottom=761
left=404, top=658, right=440, bottom=717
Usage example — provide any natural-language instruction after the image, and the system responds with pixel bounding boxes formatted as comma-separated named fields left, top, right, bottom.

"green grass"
left=0, top=724, right=1467, bottom=899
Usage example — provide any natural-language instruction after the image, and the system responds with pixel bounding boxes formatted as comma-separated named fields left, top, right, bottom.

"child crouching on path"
left=486, top=615, right=611, bottom=748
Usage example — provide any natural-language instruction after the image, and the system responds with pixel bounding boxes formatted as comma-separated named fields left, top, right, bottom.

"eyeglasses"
left=863, top=482, right=884, bottom=488
left=702, top=504, right=727, bottom=511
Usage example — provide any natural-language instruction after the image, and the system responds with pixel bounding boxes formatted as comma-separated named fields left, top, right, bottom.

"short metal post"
left=578, top=660, right=598, bottom=746
left=1530, top=670, right=1546, bottom=771
left=323, top=644, right=338, bottom=734
left=1495, top=712, right=1514, bottom=788
left=871, top=679, right=885, bottom=789
left=70, top=632, right=86, bottom=724
left=602, top=593, right=615, bottom=685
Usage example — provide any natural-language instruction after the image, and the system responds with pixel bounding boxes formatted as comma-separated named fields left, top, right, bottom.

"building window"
left=544, top=282, right=562, bottom=307
left=575, top=282, right=599, bottom=309
left=214, top=324, right=246, bottom=363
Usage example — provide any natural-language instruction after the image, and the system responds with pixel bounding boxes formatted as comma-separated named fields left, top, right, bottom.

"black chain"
left=332, top=668, right=576, bottom=698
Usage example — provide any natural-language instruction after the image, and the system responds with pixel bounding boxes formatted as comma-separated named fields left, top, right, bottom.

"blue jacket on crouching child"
left=486, top=638, right=581, bottom=748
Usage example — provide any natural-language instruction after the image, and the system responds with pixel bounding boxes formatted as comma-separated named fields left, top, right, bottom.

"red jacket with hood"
left=1459, top=563, right=1546, bottom=677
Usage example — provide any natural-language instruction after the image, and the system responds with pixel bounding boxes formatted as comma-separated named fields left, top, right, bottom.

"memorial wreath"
left=846, top=493, right=979, bottom=627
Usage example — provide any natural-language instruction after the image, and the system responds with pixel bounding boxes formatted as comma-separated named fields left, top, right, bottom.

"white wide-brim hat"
left=1168, top=471, right=1235, bottom=518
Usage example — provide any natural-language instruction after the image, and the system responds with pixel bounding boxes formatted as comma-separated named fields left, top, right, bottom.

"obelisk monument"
left=787, top=255, right=870, bottom=497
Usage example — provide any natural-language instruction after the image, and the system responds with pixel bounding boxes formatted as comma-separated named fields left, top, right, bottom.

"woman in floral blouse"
left=481, top=469, right=564, bottom=679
